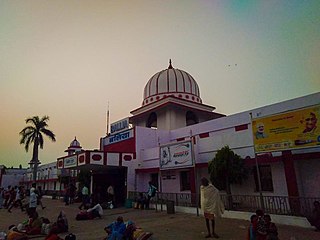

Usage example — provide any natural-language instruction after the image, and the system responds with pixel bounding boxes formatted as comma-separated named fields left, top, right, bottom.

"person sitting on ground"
left=25, top=211, right=43, bottom=235
left=6, top=225, right=28, bottom=240
left=247, top=214, right=258, bottom=240
left=104, top=216, right=126, bottom=240
left=307, top=200, right=320, bottom=231
left=136, top=193, right=146, bottom=210
left=123, top=220, right=136, bottom=240
left=87, top=203, right=103, bottom=219
left=45, top=226, right=64, bottom=240
left=264, top=214, right=278, bottom=240
left=256, top=209, right=267, bottom=240
left=54, top=210, right=69, bottom=233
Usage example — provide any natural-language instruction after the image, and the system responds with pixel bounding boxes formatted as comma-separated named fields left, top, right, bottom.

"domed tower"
left=130, top=60, right=224, bottom=130
left=65, top=137, right=82, bottom=156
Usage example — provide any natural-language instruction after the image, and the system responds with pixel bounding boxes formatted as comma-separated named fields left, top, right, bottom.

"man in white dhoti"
left=200, top=177, right=225, bottom=238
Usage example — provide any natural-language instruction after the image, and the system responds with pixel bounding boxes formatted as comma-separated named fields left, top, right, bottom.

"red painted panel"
left=199, top=132, right=209, bottom=138
left=58, top=161, right=63, bottom=168
left=235, top=124, right=248, bottom=131
left=176, top=137, right=185, bottom=142
left=123, top=155, right=132, bottom=161
left=104, top=137, right=135, bottom=153
left=79, top=155, right=85, bottom=163
left=92, top=154, right=102, bottom=161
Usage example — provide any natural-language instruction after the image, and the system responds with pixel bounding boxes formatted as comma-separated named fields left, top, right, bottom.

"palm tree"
left=19, top=116, right=56, bottom=182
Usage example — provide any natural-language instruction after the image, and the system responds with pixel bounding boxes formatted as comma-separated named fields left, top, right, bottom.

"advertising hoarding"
left=160, top=141, right=194, bottom=170
left=252, top=105, right=320, bottom=153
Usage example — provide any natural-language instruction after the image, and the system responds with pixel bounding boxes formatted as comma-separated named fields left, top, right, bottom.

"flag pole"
left=250, top=112, right=265, bottom=211
left=106, top=102, right=110, bottom=135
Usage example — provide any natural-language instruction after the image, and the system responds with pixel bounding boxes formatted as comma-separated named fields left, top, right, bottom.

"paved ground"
left=0, top=198, right=319, bottom=240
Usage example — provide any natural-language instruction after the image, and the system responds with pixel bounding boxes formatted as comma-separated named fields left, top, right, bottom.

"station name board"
left=110, top=118, right=129, bottom=135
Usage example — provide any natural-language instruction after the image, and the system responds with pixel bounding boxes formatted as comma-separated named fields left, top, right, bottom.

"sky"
left=1, top=0, right=319, bottom=168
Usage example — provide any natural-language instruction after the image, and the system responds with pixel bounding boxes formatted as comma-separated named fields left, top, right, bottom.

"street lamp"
left=29, top=159, right=41, bottom=183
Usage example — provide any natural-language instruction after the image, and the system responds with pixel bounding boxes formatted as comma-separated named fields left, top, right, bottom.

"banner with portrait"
left=160, top=141, right=194, bottom=170
left=252, top=105, right=320, bottom=153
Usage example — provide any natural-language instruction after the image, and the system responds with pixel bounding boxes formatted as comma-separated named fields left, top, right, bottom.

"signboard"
left=252, top=105, right=320, bottom=153
left=64, top=155, right=77, bottom=168
left=110, top=117, right=129, bottom=135
left=105, top=129, right=133, bottom=145
left=160, top=141, right=194, bottom=170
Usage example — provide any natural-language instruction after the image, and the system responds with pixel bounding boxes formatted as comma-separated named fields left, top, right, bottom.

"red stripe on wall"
left=199, top=132, right=209, bottom=138
left=235, top=124, right=248, bottom=131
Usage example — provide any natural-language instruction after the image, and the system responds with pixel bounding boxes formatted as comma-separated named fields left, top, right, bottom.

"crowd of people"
left=0, top=184, right=46, bottom=214
left=1, top=178, right=319, bottom=239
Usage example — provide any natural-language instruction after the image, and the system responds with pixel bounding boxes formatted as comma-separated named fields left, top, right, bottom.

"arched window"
left=186, top=111, right=198, bottom=126
left=146, top=112, right=157, bottom=129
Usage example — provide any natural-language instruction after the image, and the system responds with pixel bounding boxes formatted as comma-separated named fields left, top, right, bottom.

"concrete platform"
left=0, top=198, right=319, bottom=240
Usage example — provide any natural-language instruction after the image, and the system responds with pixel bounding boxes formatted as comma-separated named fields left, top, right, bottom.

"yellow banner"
left=252, top=105, right=320, bottom=153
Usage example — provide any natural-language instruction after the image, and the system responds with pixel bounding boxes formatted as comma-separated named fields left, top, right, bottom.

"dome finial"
left=168, top=59, right=173, bottom=69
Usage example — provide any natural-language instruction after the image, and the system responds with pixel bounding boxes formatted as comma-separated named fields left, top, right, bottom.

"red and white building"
left=55, top=60, right=320, bottom=208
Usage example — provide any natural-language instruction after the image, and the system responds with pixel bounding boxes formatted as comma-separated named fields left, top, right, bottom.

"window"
left=146, top=112, right=157, bottom=129
left=180, top=171, right=191, bottom=191
left=186, top=111, right=199, bottom=126
left=253, top=165, right=274, bottom=192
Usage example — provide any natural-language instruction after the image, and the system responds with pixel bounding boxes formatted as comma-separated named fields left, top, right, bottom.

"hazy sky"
left=1, top=0, right=319, bottom=168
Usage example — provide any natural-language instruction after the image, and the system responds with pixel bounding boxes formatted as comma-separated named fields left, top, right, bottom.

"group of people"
left=75, top=184, right=115, bottom=211
left=134, top=182, right=157, bottom=210
left=1, top=183, right=69, bottom=240
left=0, top=184, right=45, bottom=214
left=247, top=209, right=279, bottom=240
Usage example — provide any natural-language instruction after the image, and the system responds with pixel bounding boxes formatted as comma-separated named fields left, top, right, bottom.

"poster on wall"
left=252, top=104, right=320, bottom=153
left=160, top=140, right=194, bottom=170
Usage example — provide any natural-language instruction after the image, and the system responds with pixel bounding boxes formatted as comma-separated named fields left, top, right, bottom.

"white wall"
left=295, top=158, right=320, bottom=197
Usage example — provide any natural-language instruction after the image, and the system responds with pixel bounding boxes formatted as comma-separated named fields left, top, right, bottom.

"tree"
left=19, top=116, right=56, bottom=182
left=208, top=145, right=248, bottom=209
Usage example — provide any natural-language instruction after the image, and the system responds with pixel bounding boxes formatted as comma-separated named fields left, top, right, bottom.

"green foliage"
left=208, top=145, right=248, bottom=193
left=19, top=115, right=56, bottom=182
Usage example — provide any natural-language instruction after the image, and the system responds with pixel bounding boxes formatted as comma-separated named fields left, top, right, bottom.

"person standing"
left=107, top=185, right=114, bottom=203
left=69, top=183, right=77, bottom=204
left=36, top=186, right=46, bottom=209
left=79, top=185, right=89, bottom=210
left=8, top=186, right=25, bottom=212
left=200, top=177, right=224, bottom=238
left=64, top=185, right=70, bottom=206
left=29, top=187, right=38, bottom=215
left=145, top=181, right=157, bottom=210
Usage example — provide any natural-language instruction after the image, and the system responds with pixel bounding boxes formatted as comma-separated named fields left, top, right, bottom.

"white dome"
left=142, top=60, right=202, bottom=106
left=70, top=137, right=81, bottom=147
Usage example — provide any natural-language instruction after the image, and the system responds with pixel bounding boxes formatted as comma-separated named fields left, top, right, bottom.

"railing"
left=128, top=191, right=319, bottom=217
